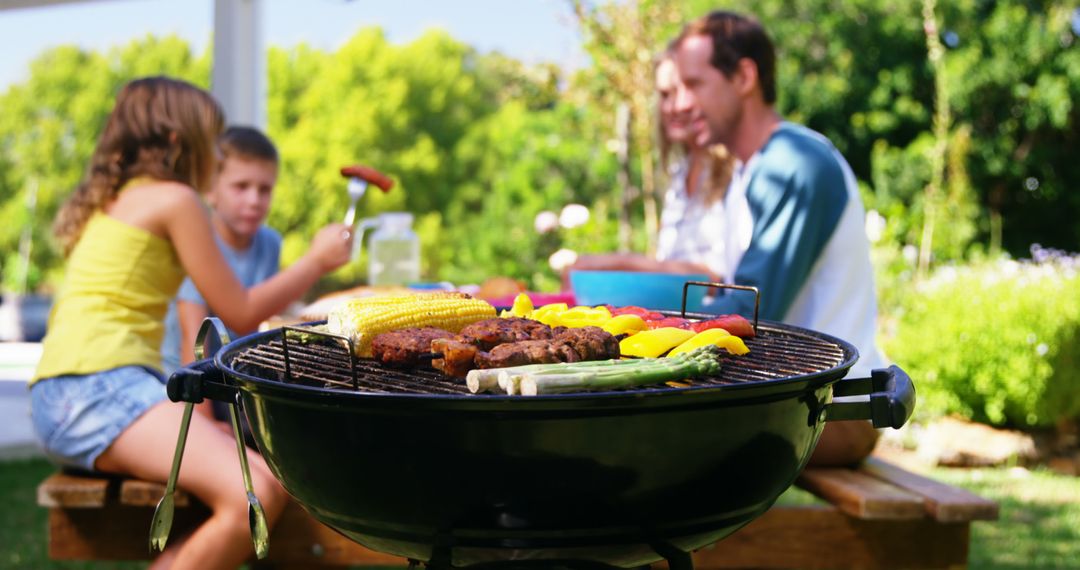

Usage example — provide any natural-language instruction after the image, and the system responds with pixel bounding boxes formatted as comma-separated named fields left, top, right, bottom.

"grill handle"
left=167, top=317, right=239, bottom=404
left=681, top=281, right=760, bottom=334
left=824, top=365, right=916, bottom=429
left=167, top=358, right=238, bottom=404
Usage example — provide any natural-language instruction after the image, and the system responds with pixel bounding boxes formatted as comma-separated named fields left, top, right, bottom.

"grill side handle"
left=167, top=358, right=238, bottom=404
left=824, top=365, right=916, bottom=429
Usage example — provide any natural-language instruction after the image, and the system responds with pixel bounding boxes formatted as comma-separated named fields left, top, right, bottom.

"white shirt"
left=656, top=159, right=750, bottom=281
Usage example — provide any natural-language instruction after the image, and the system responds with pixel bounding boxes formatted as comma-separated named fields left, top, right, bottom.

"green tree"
left=263, top=28, right=508, bottom=287
left=570, top=0, right=684, bottom=254
left=443, top=101, right=620, bottom=289
left=0, top=36, right=207, bottom=291
left=941, top=2, right=1080, bottom=254
left=682, top=0, right=1080, bottom=260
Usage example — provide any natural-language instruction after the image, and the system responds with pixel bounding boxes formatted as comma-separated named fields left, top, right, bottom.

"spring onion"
left=465, top=346, right=727, bottom=396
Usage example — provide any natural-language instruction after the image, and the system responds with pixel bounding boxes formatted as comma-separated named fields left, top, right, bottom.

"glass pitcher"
left=364, top=212, right=420, bottom=286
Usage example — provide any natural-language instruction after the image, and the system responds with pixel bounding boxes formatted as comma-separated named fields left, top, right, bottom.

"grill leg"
left=425, top=545, right=454, bottom=570
left=419, top=558, right=653, bottom=570
left=650, top=541, right=694, bottom=570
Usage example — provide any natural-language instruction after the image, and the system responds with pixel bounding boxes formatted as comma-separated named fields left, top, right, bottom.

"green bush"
left=883, top=247, right=1080, bottom=428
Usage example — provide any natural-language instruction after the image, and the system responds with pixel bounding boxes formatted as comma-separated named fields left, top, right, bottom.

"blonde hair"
left=53, top=76, right=225, bottom=256
left=699, top=145, right=734, bottom=207
left=655, top=53, right=734, bottom=208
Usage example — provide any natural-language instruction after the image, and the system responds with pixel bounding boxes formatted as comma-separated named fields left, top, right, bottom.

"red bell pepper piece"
left=646, top=316, right=692, bottom=330
left=689, top=315, right=756, bottom=338
left=609, top=305, right=666, bottom=321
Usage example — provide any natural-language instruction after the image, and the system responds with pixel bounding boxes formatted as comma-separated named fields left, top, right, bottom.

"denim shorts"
left=30, top=366, right=167, bottom=471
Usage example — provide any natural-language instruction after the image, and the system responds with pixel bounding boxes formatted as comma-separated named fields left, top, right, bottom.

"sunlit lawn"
left=3, top=457, right=1079, bottom=569
left=0, top=458, right=140, bottom=569
left=931, top=466, right=1080, bottom=569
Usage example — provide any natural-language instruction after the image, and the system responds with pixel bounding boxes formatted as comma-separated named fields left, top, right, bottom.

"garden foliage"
left=885, top=246, right=1080, bottom=428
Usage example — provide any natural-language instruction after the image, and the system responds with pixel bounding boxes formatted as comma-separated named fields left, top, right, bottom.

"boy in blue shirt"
left=161, top=126, right=282, bottom=376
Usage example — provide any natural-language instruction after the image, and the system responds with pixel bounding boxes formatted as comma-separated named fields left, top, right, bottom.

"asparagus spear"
left=285, top=324, right=331, bottom=344
left=517, top=346, right=725, bottom=396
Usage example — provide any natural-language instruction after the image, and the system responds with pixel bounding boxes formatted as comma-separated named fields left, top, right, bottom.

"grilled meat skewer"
left=368, top=318, right=621, bottom=378
left=435, top=325, right=620, bottom=377
left=371, top=327, right=455, bottom=367
left=457, top=317, right=555, bottom=350
left=474, top=338, right=581, bottom=369
left=430, top=338, right=479, bottom=377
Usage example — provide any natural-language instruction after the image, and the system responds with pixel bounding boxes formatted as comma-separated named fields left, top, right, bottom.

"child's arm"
left=165, top=186, right=352, bottom=333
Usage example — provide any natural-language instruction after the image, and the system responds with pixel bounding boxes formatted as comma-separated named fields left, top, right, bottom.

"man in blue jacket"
left=673, top=11, right=886, bottom=466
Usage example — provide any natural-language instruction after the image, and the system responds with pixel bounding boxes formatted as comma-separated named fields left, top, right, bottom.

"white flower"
left=548, top=248, right=579, bottom=272
left=902, top=244, right=918, bottom=265
left=865, top=210, right=885, bottom=243
left=559, top=203, right=590, bottom=229
left=534, top=210, right=559, bottom=234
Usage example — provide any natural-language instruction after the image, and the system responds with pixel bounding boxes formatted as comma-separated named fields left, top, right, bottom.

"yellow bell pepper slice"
left=619, top=327, right=695, bottom=358
left=601, top=314, right=648, bottom=336
left=557, top=305, right=612, bottom=328
left=506, top=293, right=534, bottom=318
left=531, top=303, right=568, bottom=326
left=668, top=328, right=750, bottom=357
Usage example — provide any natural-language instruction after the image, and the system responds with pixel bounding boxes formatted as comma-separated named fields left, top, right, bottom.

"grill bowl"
left=173, top=315, right=913, bottom=568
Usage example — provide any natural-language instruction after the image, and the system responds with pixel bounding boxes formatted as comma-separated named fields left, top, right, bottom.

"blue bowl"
left=569, top=270, right=709, bottom=312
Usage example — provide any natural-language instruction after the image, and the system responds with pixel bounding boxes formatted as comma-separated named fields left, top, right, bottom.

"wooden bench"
left=38, top=455, right=998, bottom=569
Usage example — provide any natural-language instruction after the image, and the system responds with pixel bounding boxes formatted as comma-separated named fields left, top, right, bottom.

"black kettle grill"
left=160, top=287, right=914, bottom=570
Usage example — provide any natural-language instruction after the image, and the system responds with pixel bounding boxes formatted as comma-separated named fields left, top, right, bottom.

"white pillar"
left=212, top=0, right=264, bottom=128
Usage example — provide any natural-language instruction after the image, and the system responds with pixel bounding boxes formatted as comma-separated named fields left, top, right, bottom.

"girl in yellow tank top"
left=30, top=76, right=354, bottom=569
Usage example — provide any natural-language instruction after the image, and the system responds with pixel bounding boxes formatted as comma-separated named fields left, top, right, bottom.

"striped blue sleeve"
left=707, top=140, right=849, bottom=321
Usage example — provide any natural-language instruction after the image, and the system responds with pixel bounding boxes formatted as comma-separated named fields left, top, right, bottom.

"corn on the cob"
left=327, top=293, right=496, bottom=357
left=334, top=291, right=471, bottom=310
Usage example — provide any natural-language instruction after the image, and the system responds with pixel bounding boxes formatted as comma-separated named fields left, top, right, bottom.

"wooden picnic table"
left=38, top=454, right=997, bottom=569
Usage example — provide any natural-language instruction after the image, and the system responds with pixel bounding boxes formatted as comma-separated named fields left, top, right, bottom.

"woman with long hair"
left=568, top=52, right=738, bottom=282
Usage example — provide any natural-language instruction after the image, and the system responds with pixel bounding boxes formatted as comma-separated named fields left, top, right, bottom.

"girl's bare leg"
left=96, top=400, right=287, bottom=570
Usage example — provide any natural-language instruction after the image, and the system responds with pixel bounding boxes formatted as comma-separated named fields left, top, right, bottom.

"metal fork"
left=343, top=176, right=369, bottom=227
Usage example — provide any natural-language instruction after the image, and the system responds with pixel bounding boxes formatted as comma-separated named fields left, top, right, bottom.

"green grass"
left=2, top=458, right=1079, bottom=569
left=0, top=458, right=141, bottom=570
left=929, top=466, right=1080, bottom=569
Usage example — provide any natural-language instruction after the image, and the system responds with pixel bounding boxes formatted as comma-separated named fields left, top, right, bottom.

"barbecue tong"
left=150, top=318, right=270, bottom=559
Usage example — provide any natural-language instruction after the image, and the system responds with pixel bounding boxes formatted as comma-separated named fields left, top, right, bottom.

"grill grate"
left=229, top=325, right=846, bottom=395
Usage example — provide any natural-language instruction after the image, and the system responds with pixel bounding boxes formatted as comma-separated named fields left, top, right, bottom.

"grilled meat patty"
left=553, top=326, right=621, bottom=361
